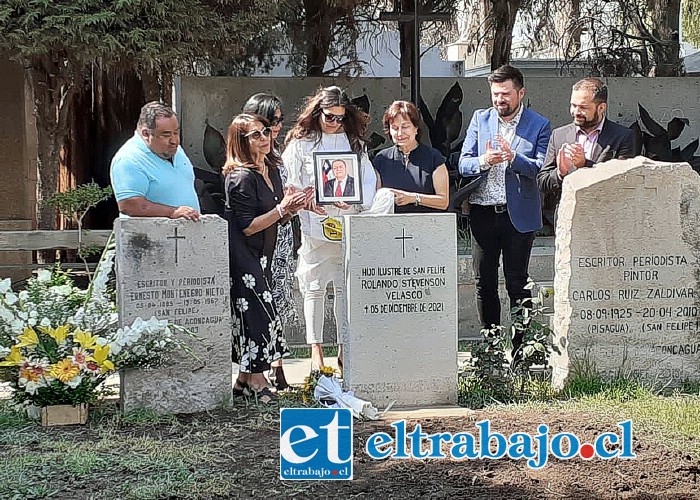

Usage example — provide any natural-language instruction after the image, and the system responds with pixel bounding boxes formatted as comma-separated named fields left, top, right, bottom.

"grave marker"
left=343, top=214, right=458, bottom=407
left=115, top=216, right=232, bottom=414
left=551, top=158, right=700, bottom=388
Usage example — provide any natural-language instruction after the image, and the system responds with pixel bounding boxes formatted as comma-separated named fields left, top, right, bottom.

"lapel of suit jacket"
left=565, top=123, right=577, bottom=145
left=510, top=107, right=528, bottom=152
left=590, top=119, right=610, bottom=162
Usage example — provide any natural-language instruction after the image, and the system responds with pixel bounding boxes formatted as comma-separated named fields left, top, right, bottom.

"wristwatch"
left=414, top=193, right=422, bottom=206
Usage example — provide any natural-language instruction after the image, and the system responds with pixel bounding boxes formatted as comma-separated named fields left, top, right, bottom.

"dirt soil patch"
left=91, top=405, right=700, bottom=498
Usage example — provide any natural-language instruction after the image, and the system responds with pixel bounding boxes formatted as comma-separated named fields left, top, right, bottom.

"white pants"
left=297, top=238, right=345, bottom=345
left=297, top=189, right=395, bottom=345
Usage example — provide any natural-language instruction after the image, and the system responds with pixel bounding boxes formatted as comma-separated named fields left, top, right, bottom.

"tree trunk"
left=490, top=0, right=522, bottom=69
left=304, top=0, right=335, bottom=76
left=86, top=66, right=147, bottom=228
left=27, top=55, right=75, bottom=233
left=648, top=0, right=682, bottom=76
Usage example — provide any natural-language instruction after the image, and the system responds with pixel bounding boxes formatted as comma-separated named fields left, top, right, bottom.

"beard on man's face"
left=573, top=109, right=601, bottom=130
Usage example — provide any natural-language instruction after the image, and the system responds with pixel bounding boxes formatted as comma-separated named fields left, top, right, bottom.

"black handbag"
left=450, top=172, right=487, bottom=211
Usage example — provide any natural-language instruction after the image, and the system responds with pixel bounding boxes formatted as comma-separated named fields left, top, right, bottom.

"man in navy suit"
left=323, top=159, right=355, bottom=197
left=459, top=65, right=551, bottom=331
left=537, top=77, right=637, bottom=206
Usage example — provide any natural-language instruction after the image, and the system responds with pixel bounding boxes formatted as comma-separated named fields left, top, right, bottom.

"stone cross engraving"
left=115, top=216, right=232, bottom=414
left=166, top=227, right=186, bottom=264
left=394, top=228, right=414, bottom=259
left=343, top=213, right=458, bottom=407
left=621, top=174, right=659, bottom=196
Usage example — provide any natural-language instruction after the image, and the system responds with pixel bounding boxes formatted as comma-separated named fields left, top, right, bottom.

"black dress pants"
left=469, top=204, right=536, bottom=331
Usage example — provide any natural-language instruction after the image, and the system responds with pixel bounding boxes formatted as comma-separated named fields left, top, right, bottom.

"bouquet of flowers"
left=0, top=234, right=194, bottom=413
left=302, top=366, right=388, bottom=420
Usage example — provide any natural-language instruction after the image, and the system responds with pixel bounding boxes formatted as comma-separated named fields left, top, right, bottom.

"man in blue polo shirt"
left=110, top=101, right=201, bottom=220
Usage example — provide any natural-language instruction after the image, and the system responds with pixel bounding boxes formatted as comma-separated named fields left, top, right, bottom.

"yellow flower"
left=0, top=345, right=22, bottom=366
left=17, top=327, right=39, bottom=347
left=38, top=324, right=70, bottom=344
left=49, top=359, right=80, bottom=382
left=19, top=367, right=41, bottom=382
left=74, top=330, right=98, bottom=349
left=92, top=344, right=115, bottom=373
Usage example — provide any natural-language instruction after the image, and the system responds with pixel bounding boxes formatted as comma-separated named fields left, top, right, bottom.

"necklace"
left=399, top=142, right=417, bottom=167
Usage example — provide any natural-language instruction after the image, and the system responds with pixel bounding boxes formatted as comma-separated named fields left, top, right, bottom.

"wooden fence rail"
left=0, top=230, right=112, bottom=251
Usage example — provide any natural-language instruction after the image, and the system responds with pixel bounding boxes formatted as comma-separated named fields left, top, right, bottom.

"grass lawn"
left=2, top=380, right=700, bottom=499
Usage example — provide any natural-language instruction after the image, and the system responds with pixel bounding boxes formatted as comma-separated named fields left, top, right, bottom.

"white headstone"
left=115, top=216, right=232, bottom=414
left=551, top=158, right=700, bottom=389
left=343, top=213, right=458, bottom=407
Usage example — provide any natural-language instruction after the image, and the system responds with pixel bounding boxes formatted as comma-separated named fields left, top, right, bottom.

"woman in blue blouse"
left=372, top=100, right=450, bottom=213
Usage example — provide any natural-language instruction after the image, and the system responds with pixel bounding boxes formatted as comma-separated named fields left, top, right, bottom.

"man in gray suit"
left=323, top=159, right=355, bottom=198
left=537, top=77, right=636, bottom=204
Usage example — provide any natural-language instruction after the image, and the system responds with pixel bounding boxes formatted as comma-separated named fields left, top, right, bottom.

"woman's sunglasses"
left=321, top=110, right=345, bottom=123
left=244, top=127, right=272, bottom=140
left=270, top=115, right=284, bottom=126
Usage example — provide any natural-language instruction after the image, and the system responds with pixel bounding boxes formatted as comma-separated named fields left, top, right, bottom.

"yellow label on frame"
left=322, top=217, right=343, bottom=241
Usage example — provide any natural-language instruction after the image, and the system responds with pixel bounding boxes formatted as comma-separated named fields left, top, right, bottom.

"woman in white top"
left=282, top=86, right=378, bottom=369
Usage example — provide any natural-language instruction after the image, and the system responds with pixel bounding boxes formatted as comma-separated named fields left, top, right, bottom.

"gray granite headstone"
left=115, top=215, right=232, bottom=414
left=551, top=157, right=700, bottom=389
left=343, top=214, right=458, bottom=407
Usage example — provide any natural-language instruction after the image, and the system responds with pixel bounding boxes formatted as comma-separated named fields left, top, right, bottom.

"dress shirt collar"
left=576, top=117, right=606, bottom=138
left=498, top=104, right=524, bottom=128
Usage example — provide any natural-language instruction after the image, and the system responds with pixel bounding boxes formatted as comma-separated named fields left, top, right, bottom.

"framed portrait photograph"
left=313, top=151, right=363, bottom=205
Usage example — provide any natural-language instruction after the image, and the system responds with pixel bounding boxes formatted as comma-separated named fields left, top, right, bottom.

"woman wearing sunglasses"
left=242, top=94, right=296, bottom=391
left=224, top=113, right=310, bottom=402
left=373, top=100, right=450, bottom=213
left=283, top=86, right=378, bottom=371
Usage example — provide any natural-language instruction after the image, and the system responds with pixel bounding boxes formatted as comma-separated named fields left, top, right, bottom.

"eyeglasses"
left=321, top=110, right=345, bottom=123
left=270, top=115, right=284, bottom=126
left=244, top=127, right=272, bottom=140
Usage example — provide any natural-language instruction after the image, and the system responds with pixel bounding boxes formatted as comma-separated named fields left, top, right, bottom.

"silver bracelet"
left=276, top=204, right=284, bottom=219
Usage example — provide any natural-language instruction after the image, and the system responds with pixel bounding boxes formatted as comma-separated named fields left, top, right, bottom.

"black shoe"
left=268, top=366, right=290, bottom=391
left=233, top=380, right=251, bottom=397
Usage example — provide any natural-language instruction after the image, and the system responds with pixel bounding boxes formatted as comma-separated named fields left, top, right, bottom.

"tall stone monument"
left=551, top=157, right=700, bottom=389
left=343, top=213, right=458, bottom=407
left=115, top=216, right=232, bottom=414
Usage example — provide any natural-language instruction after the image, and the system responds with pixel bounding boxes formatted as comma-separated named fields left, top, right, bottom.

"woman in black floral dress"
left=223, top=114, right=309, bottom=401
left=242, top=94, right=298, bottom=390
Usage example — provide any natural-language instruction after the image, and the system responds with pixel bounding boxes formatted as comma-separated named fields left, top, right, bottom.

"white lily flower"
left=0, top=278, right=11, bottom=294
left=108, top=342, right=121, bottom=355
left=51, top=285, right=72, bottom=296
left=4, top=293, right=18, bottom=306
left=18, top=290, right=29, bottom=301
left=66, top=375, right=83, bottom=388
left=39, top=317, right=51, bottom=327
left=36, top=269, right=52, bottom=282
left=24, top=381, right=41, bottom=395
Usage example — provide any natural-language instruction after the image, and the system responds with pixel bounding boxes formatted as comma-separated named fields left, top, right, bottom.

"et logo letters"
left=280, top=408, right=353, bottom=480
